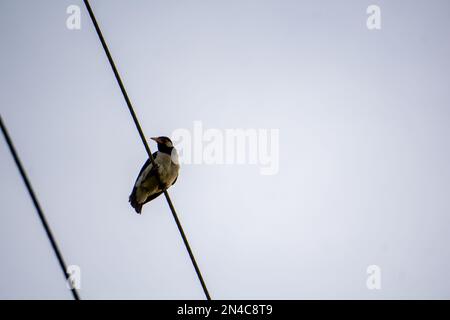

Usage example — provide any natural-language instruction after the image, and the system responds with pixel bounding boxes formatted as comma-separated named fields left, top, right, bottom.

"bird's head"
left=151, top=136, right=174, bottom=153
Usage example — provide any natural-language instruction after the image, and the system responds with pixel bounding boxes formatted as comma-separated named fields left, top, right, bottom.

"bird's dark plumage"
left=129, top=137, right=179, bottom=214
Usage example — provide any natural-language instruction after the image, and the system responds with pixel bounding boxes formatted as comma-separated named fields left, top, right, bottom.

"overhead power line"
left=0, top=115, right=80, bottom=300
left=83, top=0, right=211, bottom=300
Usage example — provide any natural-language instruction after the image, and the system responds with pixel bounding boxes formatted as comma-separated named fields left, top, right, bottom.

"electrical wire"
left=83, top=0, right=211, bottom=300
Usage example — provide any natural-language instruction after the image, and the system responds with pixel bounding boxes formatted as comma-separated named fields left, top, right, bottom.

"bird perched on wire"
left=129, top=136, right=179, bottom=214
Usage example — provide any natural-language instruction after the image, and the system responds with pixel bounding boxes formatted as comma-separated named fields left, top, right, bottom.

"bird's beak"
left=151, top=137, right=160, bottom=143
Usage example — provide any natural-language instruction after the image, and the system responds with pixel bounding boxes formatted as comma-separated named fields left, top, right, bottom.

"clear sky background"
left=1, top=0, right=450, bottom=299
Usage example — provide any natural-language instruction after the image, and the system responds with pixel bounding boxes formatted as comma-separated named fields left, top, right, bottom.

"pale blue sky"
left=1, top=0, right=450, bottom=299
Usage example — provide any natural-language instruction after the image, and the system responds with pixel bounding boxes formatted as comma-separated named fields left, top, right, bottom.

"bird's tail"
left=129, top=190, right=142, bottom=214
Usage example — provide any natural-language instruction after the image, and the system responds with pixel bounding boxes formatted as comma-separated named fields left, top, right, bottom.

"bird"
left=129, top=136, right=180, bottom=214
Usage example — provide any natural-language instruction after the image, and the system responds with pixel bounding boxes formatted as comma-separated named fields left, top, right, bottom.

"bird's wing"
left=129, top=152, right=160, bottom=213
left=134, top=151, right=158, bottom=186
left=142, top=167, right=178, bottom=205
left=143, top=190, right=164, bottom=205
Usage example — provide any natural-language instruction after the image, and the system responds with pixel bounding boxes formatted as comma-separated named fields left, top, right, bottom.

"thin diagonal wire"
left=83, top=0, right=211, bottom=300
left=0, top=115, right=80, bottom=300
